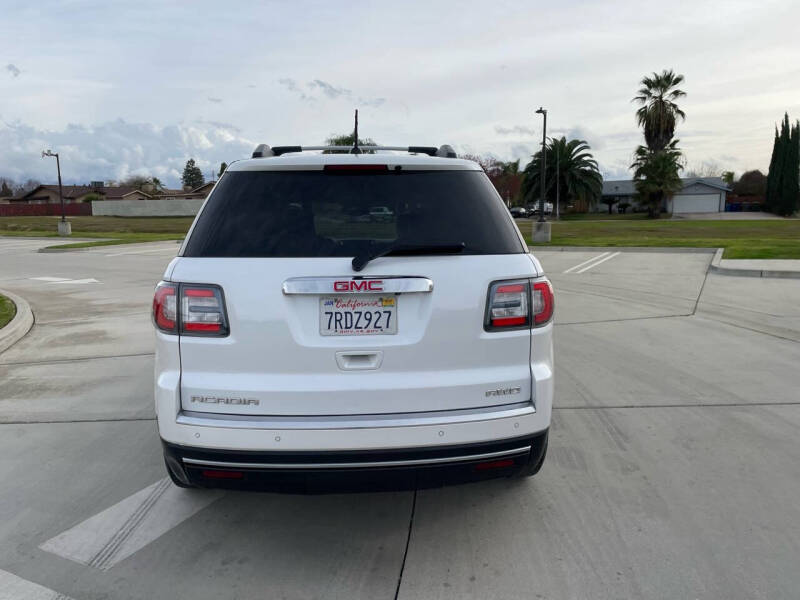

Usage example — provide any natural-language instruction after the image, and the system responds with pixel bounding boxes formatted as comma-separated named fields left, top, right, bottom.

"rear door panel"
left=174, top=254, right=535, bottom=416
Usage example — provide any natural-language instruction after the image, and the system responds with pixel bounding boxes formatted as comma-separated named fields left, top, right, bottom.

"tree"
left=521, top=137, right=603, bottom=212
left=323, top=133, right=377, bottom=154
left=632, top=69, right=686, bottom=152
left=181, top=159, right=205, bottom=189
left=0, top=180, right=12, bottom=197
left=765, top=114, right=800, bottom=216
left=764, top=127, right=780, bottom=212
left=733, top=170, right=767, bottom=197
left=631, top=141, right=684, bottom=218
left=218, top=162, right=228, bottom=178
left=122, top=175, right=152, bottom=190
left=721, top=171, right=735, bottom=187
left=601, top=197, right=618, bottom=214
left=778, top=119, right=800, bottom=216
left=460, top=155, right=523, bottom=205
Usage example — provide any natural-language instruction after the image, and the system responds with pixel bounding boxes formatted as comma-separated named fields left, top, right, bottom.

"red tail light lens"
left=532, top=280, right=555, bottom=327
left=181, top=285, right=228, bottom=335
left=484, top=277, right=554, bottom=331
left=153, top=282, right=177, bottom=333
left=152, top=282, right=229, bottom=336
left=324, top=164, right=388, bottom=171
left=485, top=280, right=530, bottom=330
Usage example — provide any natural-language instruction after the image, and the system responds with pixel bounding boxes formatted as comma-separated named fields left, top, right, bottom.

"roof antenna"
left=350, top=109, right=361, bottom=154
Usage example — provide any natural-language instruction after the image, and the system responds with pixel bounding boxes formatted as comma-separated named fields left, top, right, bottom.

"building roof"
left=19, top=185, right=151, bottom=200
left=602, top=177, right=731, bottom=196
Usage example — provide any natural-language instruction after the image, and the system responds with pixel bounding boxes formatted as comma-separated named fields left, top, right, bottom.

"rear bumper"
left=163, top=430, right=548, bottom=492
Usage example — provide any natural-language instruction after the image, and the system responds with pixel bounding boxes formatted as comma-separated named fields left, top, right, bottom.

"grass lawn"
left=524, top=219, right=800, bottom=259
left=557, top=212, right=650, bottom=221
left=0, top=294, right=16, bottom=329
left=0, top=216, right=193, bottom=249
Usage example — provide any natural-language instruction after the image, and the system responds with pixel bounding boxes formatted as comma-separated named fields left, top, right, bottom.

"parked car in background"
left=369, top=206, right=393, bottom=222
left=527, top=202, right=553, bottom=215
left=509, top=206, right=528, bottom=218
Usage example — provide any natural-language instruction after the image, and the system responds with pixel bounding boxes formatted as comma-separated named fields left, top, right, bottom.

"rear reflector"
left=201, top=469, right=244, bottom=479
left=475, top=458, right=516, bottom=470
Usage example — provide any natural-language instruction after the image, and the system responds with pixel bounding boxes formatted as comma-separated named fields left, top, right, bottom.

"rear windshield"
left=182, top=170, right=524, bottom=257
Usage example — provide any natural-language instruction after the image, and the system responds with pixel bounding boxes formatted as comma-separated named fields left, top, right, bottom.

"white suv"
left=153, top=143, right=554, bottom=492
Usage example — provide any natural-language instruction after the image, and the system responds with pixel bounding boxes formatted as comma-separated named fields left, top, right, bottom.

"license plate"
left=320, top=296, right=397, bottom=336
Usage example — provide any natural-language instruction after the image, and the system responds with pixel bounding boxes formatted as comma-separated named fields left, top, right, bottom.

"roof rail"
left=251, top=144, right=458, bottom=159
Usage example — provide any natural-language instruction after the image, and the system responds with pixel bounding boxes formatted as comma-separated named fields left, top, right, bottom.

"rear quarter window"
left=182, top=170, right=524, bottom=257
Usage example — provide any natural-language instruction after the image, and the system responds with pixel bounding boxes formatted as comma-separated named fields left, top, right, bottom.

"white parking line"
left=563, top=252, right=609, bottom=274
left=575, top=251, right=621, bottom=273
left=29, top=277, right=71, bottom=282
left=40, top=478, right=222, bottom=571
left=29, top=277, right=100, bottom=285
left=0, top=568, right=74, bottom=600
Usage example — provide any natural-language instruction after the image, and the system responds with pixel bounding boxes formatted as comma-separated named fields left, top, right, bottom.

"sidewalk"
left=710, top=249, right=800, bottom=279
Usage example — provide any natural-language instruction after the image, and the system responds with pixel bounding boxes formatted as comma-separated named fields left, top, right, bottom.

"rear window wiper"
left=352, top=242, right=466, bottom=272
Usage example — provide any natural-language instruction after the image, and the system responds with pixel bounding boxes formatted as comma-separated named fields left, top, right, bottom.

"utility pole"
left=42, top=150, right=70, bottom=236
left=535, top=108, right=547, bottom=223
left=532, top=107, right=551, bottom=242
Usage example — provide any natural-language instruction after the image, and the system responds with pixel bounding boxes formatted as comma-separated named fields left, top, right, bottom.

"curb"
left=0, top=289, right=33, bottom=354
left=709, top=248, right=800, bottom=279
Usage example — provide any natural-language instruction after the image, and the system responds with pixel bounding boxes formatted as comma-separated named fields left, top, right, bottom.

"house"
left=601, top=177, right=731, bottom=214
left=12, top=183, right=152, bottom=204
left=153, top=181, right=215, bottom=201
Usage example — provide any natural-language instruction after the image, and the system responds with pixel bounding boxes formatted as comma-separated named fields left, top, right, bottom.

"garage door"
left=672, top=194, right=721, bottom=213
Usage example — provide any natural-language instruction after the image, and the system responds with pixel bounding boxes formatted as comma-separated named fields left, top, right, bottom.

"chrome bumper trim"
left=176, top=401, right=535, bottom=430
left=182, top=445, right=531, bottom=470
left=282, top=276, right=433, bottom=295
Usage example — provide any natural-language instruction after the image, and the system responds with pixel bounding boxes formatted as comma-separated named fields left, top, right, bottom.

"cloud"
left=207, top=97, right=222, bottom=104
left=0, top=118, right=255, bottom=187
left=496, top=124, right=536, bottom=136
left=359, top=97, right=386, bottom=108
left=277, top=78, right=301, bottom=93
left=5, top=64, right=20, bottom=77
left=278, top=77, right=385, bottom=107
left=309, top=79, right=351, bottom=99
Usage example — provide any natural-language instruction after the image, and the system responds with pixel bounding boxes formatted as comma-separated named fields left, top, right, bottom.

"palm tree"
left=633, top=69, right=686, bottom=151
left=631, top=140, right=684, bottom=217
left=521, top=137, right=603, bottom=212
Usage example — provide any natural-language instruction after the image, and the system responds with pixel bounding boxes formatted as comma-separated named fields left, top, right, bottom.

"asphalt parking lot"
left=1, top=237, right=799, bottom=600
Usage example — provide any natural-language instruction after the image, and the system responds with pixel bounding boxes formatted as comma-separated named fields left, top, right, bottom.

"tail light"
left=532, top=280, right=555, bottom=326
left=152, top=282, right=229, bottom=336
left=153, top=282, right=177, bottom=333
left=485, top=278, right=554, bottom=331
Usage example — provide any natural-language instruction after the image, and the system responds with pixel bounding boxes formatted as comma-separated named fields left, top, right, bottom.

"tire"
left=164, top=457, right=196, bottom=488
left=516, top=431, right=548, bottom=478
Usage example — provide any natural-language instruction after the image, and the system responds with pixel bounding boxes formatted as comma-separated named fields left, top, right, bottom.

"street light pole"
left=535, top=107, right=547, bottom=223
left=42, top=150, right=70, bottom=235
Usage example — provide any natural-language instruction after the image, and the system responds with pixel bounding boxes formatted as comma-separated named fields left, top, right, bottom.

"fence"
left=91, top=198, right=205, bottom=217
left=0, top=203, right=92, bottom=217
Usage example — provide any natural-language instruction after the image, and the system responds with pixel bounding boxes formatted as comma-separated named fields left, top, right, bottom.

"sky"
left=1, top=0, right=799, bottom=188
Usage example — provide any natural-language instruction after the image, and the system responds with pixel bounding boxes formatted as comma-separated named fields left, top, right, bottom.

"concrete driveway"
left=1, top=239, right=799, bottom=599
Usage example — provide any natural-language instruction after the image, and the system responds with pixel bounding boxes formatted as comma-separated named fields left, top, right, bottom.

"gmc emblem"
left=334, top=280, right=384, bottom=292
